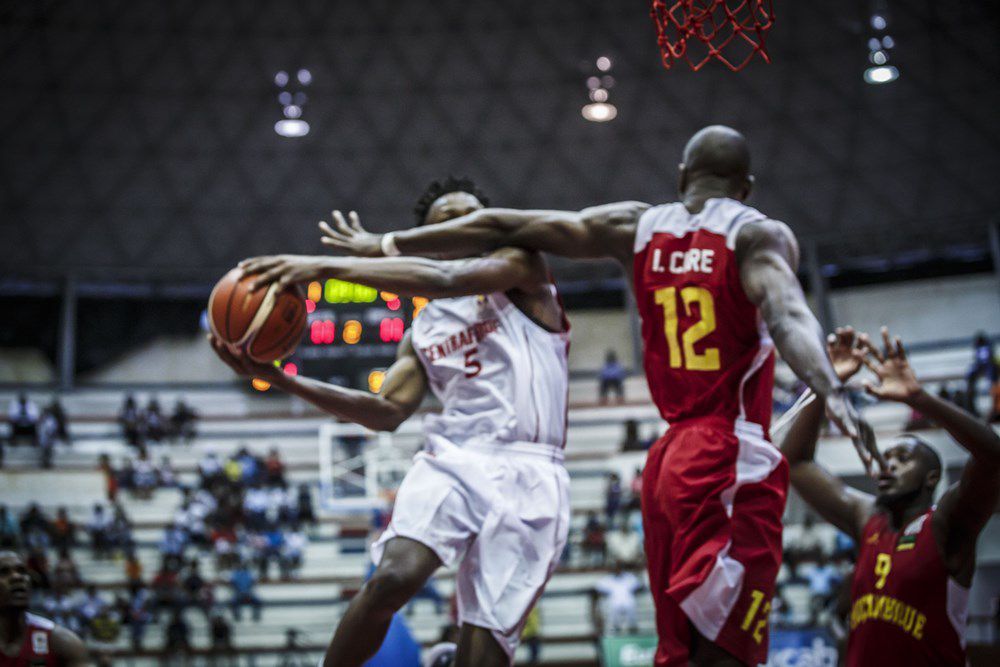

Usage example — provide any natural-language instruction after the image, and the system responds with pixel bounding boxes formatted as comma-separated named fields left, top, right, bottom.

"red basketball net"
left=650, top=0, right=775, bottom=72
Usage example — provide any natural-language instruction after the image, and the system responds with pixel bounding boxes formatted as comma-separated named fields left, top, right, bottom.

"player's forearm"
left=908, top=388, right=1000, bottom=467
left=762, top=293, right=842, bottom=399
left=271, top=374, right=409, bottom=431
left=318, top=256, right=469, bottom=298
left=779, top=394, right=825, bottom=466
left=393, top=209, right=514, bottom=256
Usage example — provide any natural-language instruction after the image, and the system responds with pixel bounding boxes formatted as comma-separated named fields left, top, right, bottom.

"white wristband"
left=380, top=232, right=401, bottom=257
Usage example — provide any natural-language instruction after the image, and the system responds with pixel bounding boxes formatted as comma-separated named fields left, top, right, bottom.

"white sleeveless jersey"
left=410, top=290, right=570, bottom=451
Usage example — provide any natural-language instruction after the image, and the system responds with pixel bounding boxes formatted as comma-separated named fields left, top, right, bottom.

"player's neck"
left=681, top=181, right=743, bottom=213
left=0, top=608, right=26, bottom=644
left=888, top=497, right=932, bottom=531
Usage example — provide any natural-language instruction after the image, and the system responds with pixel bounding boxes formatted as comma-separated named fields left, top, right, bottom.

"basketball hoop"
left=650, top=1, right=775, bottom=72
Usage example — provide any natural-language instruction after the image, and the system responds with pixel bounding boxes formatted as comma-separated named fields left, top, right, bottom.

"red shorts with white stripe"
left=641, top=416, right=788, bottom=666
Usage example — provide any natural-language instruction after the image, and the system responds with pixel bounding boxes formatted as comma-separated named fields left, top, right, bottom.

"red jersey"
left=848, top=509, right=968, bottom=666
left=0, top=613, right=58, bottom=667
left=633, top=199, right=775, bottom=430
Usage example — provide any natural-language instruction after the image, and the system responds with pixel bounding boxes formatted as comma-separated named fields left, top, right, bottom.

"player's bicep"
left=504, top=201, right=646, bottom=260
left=937, top=462, right=1000, bottom=553
left=50, top=625, right=89, bottom=666
left=737, top=221, right=800, bottom=307
left=790, top=462, right=874, bottom=540
left=446, top=248, right=539, bottom=294
left=379, top=333, right=427, bottom=421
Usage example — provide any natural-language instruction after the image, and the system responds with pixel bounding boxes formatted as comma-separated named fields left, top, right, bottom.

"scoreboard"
left=281, top=279, right=427, bottom=391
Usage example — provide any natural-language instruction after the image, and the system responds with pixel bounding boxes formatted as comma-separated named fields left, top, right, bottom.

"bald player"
left=321, top=125, right=881, bottom=666
left=781, top=327, right=1000, bottom=666
left=0, top=551, right=88, bottom=666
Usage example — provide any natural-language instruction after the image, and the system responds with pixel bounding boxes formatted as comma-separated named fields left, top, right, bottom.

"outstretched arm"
left=862, top=328, right=1000, bottom=577
left=781, top=327, right=877, bottom=540
left=240, top=246, right=546, bottom=299
left=318, top=204, right=648, bottom=262
left=737, top=220, right=883, bottom=472
left=209, top=332, right=426, bottom=432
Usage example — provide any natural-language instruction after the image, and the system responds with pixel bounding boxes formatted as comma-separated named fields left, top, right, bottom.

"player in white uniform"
left=210, top=177, right=571, bottom=667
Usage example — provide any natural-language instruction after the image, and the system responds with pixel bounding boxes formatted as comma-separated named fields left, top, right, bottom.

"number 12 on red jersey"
left=654, top=286, right=721, bottom=371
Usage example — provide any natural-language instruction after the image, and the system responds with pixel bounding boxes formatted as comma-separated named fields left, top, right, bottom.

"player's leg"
left=322, top=537, right=440, bottom=666
left=454, top=624, right=510, bottom=667
left=688, top=625, right=743, bottom=666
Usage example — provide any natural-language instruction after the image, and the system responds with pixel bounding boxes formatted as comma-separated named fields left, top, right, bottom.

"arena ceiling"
left=1, top=0, right=998, bottom=284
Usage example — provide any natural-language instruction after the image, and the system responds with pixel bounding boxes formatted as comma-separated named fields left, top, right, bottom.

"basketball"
left=207, top=267, right=307, bottom=363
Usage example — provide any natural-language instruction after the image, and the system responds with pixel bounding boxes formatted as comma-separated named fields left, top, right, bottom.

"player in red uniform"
left=780, top=327, right=1000, bottom=666
left=0, top=551, right=88, bottom=667
left=319, top=125, right=881, bottom=665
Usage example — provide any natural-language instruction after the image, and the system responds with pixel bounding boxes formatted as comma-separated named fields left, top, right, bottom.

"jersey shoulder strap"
left=634, top=198, right=771, bottom=254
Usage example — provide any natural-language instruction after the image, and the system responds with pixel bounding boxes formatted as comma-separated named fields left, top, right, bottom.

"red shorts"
left=641, top=416, right=788, bottom=666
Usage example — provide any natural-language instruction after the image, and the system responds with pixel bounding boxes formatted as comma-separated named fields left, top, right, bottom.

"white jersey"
left=411, top=289, right=570, bottom=452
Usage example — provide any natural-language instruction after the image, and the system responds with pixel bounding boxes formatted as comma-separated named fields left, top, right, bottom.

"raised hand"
left=826, top=326, right=868, bottom=382
left=824, top=389, right=885, bottom=475
left=238, top=255, right=328, bottom=292
left=207, top=334, right=282, bottom=382
left=862, top=326, right=922, bottom=403
left=319, top=210, right=382, bottom=258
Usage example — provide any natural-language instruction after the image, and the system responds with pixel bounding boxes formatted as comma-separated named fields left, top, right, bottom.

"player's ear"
left=924, top=467, right=941, bottom=492
left=742, top=174, right=755, bottom=200
left=677, top=163, right=688, bottom=196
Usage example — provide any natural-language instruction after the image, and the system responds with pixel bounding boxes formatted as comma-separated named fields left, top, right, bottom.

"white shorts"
left=372, top=440, right=570, bottom=663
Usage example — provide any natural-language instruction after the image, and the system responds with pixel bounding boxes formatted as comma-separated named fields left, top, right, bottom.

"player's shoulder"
left=582, top=200, right=651, bottom=226
left=733, top=216, right=797, bottom=257
left=49, top=623, right=88, bottom=662
left=25, top=612, right=56, bottom=630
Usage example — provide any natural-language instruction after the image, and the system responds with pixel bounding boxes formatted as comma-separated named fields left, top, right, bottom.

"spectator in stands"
left=108, top=502, right=135, bottom=555
left=229, top=560, right=262, bottom=622
left=605, top=472, right=622, bottom=526
left=803, top=553, right=842, bottom=624
left=582, top=511, right=607, bottom=567
left=124, top=583, right=152, bottom=650
left=243, top=482, right=270, bottom=531
left=264, top=447, right=287, bottom=487
left=25, top=547, right=51, bottom=591
left=151, top=559, right=182, bottom=621
left=18, top=504, right=51, bottom=550
left=620, top=419, right=645, bottom=452
left=52, top=549, right=82, bottom=593
left=119, top=393, right=142, bottom=447
left=593, top=562, right=641, bottom=635
left=0, top=505, right=18, bottom=548
left=160, top=524, right=189, bottom=561
left=256, top=523, right=285, bottom=581
left=46, top=396, right=70, bottom=443
left=124, top=551, right=143, bottom=587
left=143, top=396, right=165, bottom=443
left=606, top=520, right=643, bottom=568
left=210, top=522, right=239, bottom=572
left=132, top=448, right=158, bottom=499
left=598, top=350, right=626, bottom=404
left=792, top=513, right=827, bottom=562
left=966, top=332, right=998, bottom=415
left=7, top=392, right=40, bottom=445
left=209, top=613, right=235, bottom=665
left=280, top=524, right=307, bottom=580
left=990, top=380, right=1000, bottom=424
left=36, top=408, right=59, bottom=468
left=170, top=397, right=198, bottom=444
left=183, top=559, right=214, bottom=620
left=296, top=483, right=316, bottom=528
left=77, top=584, right=108, bottom=630
left=158, top=455, right=178, bottom=488
left=98, top=454, right=119, bottom=502
left=42, top=588, right=80, bottom=635
left=235, top=446, right=261, bottom=484
left=521, top=606, right=542, bottom=665
left=199, top=451, right=224, bottom=488
left=51, top=507, right=76, bottom=552
left=626, top=466, right=643, bottom=513
left=88, top=605, right=121, bottom=665
left=164, top=610, right=192, bottom=661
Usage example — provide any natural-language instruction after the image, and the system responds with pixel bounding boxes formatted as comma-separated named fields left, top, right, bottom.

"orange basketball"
left=208, top=268, right=307, bottom=363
